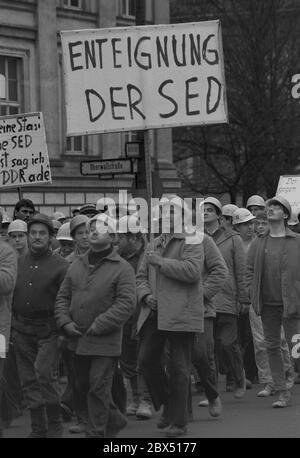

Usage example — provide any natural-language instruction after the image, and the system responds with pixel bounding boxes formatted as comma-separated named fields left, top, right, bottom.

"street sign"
left=125, top=141, right=143, bottom=158
left=80, top=158, right=132, bottom=176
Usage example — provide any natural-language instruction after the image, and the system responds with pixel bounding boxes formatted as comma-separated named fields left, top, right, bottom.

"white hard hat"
left=202, top=197, right=222, bottom=212
left=232, top=208, right=256, bottom=225
left=246, top=195, right=266, bottom=209
left=7, top=219, right=27, bottom=234
left=222, top=204, right=239, bottom=217
left=56, top=222, right=73, bottom=241
left=288, top=211, right=300, bottom=226
left=88, top=213, right=117, bottom=233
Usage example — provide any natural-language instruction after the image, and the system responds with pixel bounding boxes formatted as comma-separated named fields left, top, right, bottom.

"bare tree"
left=171, top=0, right=300, bottom=202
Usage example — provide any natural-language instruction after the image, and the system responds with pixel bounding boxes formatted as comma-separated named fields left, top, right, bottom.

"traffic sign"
left=80, top=159, right=132, bottom=176
left=125, top=141, right=143, bottom=158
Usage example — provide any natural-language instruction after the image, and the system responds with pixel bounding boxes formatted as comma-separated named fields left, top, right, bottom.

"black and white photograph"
left=0, top=0, right=300, bottom=443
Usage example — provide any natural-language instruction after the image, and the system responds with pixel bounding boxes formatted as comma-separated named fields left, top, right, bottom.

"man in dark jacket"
left=55, top=213, right=136, bottom=438
left=12, top=214, right=69, bottom=438
left=246, top=196, right=300, bottom=408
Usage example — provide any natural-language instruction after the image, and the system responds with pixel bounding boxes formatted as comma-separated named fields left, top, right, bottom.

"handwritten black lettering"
left=134, top=37, right=152, bottom=70
left=95, top=38, right=108, bottom=69
left=156, top=36, right=169, bottom=68
left=186, top=77, right=200, bottom=116
left=203, top=34, right=219, bottom=65
left=127, top=84, right=145, bottom=120
left=112, top=38, right=122, bottom=68
left=172, top=34, right=186, bottom=67
left=85, top=89, right=106, bottom=122
left=69, top=41, right=83, bottom=71
left=206, top=76, right=222, bottom=114
left=158, top=79, right=178, bottom=118
left=110, top=87, right=126, bottom=120
left=84, top=40, right=96, bottom=69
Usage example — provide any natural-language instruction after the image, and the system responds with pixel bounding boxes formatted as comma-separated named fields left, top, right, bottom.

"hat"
left=222, top=204, right=239, bottom=217
left=88, top=213, right=117, bottom=233
left=79, top=204, right=97, bottom=217
left=232, top=208, right=256, bottom=225
left=7, top=219, right=27, bottom=234
left=53, top=211, right=66, bottom=222
left=52, top=220, right=62, bottom=230
left=288, top=211, right=300, bottom=226
left=202, top=197, right=222, bottom=213
left=27, top=213, right=54, bottom=236
left=56, top=222, right=73, bottom=241
left=266, top=196, right=292, bottom=218
left=246, top=195, right=266, bottom=209
left=70, top=215, right=89, bottom=237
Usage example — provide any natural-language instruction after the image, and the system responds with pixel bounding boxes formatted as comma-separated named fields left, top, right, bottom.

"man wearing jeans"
left=246, top=195, right=300, bottom=407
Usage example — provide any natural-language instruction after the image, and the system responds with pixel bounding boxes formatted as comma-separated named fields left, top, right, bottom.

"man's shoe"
left=106, top=412, right=128, bottom=438
left=28, top=407, right=47, bottom=438
left=157, top=415, right=169, bottom=430
left=234, top=374, right=246, bottom=399
left=198, top=398, right=209, bottom=407
left=165, top=426, right=187, bottom=438
left=46, top=404, right=63, bottom=438
left=246, top=379, right=253, bottom=390
left=136, top=401, right=152, bottom=420
left=208, top=396, right=222, bottom=418
left=226, top=383, right=235, bottom=392
left=272, top=390, right=291, bottom=408
left=69, top=422, right=86, bottom=434
left=126, top=401, right=139, bottom=416
left=257, top=384, right=275, bottom=397
left=60, top=402, right=73, bottom=422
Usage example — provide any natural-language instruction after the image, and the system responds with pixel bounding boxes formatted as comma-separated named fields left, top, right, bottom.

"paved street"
left=3, top=381, right=300, bottom=438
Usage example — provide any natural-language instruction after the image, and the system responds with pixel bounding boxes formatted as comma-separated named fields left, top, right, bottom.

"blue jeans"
left=261, top=305, right=300, bottom=392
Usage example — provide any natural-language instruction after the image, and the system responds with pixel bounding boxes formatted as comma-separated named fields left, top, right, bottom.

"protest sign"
left=0, top=112, right=51, bottom=188
left=276, top=175, right=300, bottom=215
left=61, top=20, right=228, bottom=135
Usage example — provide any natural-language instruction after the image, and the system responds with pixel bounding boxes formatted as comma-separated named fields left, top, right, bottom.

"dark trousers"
left=238, top=312, right=258, bottom=382
left=13, top=330, right=61, bottom=409
left=215, top=313, right=244, bottom=387
left=138, top=311, right=194, bottom=428
left=1, top=343, right=23, bottom=424
left=261, top=305, right=300, bottom=392
left=192, top=317, right=218, bottom=402
left=111, top=364, right=127, bottom=415
left=74, top=354, right=123, bottom=438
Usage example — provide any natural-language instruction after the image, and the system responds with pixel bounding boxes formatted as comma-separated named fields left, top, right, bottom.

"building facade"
left=0, top=0, right=180, bottom=217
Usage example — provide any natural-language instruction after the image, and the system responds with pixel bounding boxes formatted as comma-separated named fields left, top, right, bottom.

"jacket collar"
left=156, top=232, right=187, bottom=248
left=261, top=227, right=298, bottom=239
left=215, top=227, right=237, bottom=244
left=80, top=248, right=121, bottom=267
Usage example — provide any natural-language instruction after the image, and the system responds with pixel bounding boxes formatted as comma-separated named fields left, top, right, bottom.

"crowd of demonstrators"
left=1, top=193, right=300, bottom=438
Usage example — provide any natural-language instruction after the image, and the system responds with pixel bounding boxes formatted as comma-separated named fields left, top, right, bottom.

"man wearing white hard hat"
left=55, top=212, right=136, bottom=438
left=246, top=195, right=300, bottom=408
left=246, top=195, right=266, bottom=217
left=136, top=202, right=205, bottom=437
left=54, top=222, right=74, bottom=259
left=233, top=209, right=258, bottom=388
left=202, top=197, right=223, bottom=241
left=7, top=220, right=28, bottom=258
left=220, top=204, right=239, bottom=232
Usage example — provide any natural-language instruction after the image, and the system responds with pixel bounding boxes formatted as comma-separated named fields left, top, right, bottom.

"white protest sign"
left=276, top=175, right=300, bottom=215
left=61, top=20, right=228, bottom=135
left=0, top=112, right=51, bottom=188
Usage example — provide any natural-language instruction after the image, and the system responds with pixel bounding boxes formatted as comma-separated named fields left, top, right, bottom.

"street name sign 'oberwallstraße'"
left=80, top=158, right=132, bottom=176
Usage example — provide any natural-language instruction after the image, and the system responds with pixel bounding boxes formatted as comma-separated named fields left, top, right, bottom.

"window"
left=0, top=56, right=23, bottom=116
left=66, top=135, right=85, bottom=153
left=63, top=0, right=82, bottom=10
left=117, top=0, right=136, bottom=18
left=120, top=130, right=139, bottom=157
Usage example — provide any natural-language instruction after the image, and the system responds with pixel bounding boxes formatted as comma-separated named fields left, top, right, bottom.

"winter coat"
left=0, top=241, right=17, bottom=356
left=55, top=249, right=136, bottom=356
left=136, top=233, right=204, bottom=334
left=213, top=229, right=249, bottom=315
left=202, top=234, right=228, bottom=317
left=246, top=228, right=300, bottom=318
